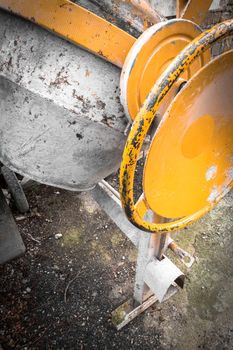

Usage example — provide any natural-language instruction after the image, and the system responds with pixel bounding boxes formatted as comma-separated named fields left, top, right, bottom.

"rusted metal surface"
left=0, top=10, right=127, bottom=190
left=119, top=19, right=233, bottom=233
left=129, top=0, right=165, bottom=24
left=168, top=240, right=194, bottom=268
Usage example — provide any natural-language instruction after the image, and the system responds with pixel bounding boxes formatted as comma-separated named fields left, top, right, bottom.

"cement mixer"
left=0, top=0, right=232, bottom=328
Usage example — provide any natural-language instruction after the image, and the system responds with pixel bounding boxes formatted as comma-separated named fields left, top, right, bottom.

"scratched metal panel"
left=0, top=10, right=127, bottom=190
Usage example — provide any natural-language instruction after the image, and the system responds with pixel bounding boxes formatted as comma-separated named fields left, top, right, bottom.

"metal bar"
left=133, top=231, right=152, bottom=304
left=94, top=181, right=187, bottom=328
left=133, top=212, right=170, bottom=304
left=176, top=0, right=188, bottom=18
left=0, top=0, right=135, bottom=67
left=112, top=294, right=158, bottom=330
left=112, top=278, right=179, bottom=330
left=92, top=182, right=180, bottom=305
left=100, top=179, right=120, bottom=200
left=91, top=182, right=140, bottom=247
left=168, top=240, right=195, bottom=268
left=178, top=0, right=213, bottom=25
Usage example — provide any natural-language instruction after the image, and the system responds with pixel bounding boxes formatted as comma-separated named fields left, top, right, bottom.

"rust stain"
left=85, top=69, right=90, bottom=77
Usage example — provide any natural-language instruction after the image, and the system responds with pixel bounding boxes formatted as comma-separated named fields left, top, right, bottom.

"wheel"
left=120, top=19, right=210, bottom=121
left=119, top=19, right=233, bottom=233
left=1, top=166, right=29, bottom=213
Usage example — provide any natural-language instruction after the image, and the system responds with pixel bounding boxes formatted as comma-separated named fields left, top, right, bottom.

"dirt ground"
left=0, top=182, right=232, bottom=350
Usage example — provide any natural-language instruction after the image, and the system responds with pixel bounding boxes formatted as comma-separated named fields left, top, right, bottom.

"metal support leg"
left=91, top=181, right=192, bottom=330
left=0, top=189, right=25, bottom=264
left=133, top=212, right=171, bottom=305
left=133, top=231, right=152, bottom=304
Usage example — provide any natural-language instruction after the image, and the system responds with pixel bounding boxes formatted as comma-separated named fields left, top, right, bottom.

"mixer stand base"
left=91, top=180, right=193, bottom=329
left=112, top=285, right=178, bottom=330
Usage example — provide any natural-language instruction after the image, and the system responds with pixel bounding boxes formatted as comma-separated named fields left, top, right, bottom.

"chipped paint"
left=226, top=167, right=233, bottom=182
left=119, top=19, right=233, bottom=233
left=206, top=165, right=218, bottom=181
left=207, top=186, right=220, bottom=203
left=220, top=182, right=231, bottom=198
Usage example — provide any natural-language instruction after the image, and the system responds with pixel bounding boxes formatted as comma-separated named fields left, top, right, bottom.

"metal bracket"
left=168, top=239, right=195, bottom=268
left=144, top=256, right=184, bottom=302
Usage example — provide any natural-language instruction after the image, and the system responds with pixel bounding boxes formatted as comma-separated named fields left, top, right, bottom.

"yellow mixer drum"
left=144, top=50, right=233, bottom=219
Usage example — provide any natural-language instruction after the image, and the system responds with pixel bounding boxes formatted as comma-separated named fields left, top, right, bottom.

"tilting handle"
left=120, top=19, right=233, bottom=233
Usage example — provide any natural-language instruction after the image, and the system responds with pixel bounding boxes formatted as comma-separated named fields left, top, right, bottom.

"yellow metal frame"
left=0, top=0, right=135, bottom=67
left=177, top=0, right=213, bottom=25
left=0, top=0, right=214, bottom=67
left=120, top=19, right=233, bottom=233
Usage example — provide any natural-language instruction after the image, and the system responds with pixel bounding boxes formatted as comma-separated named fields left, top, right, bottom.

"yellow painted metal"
left=176, top=0, right=188, bottom=17
left=121, top=20, right=210, bottom=121
left=135, top=195, right=149, bottom=218
left=144, top=50, right=233, bottom=219
left=119, top=19, right=233, bottom=233
left=177, top=0, right=213, bottom=25
left=0, top=0, right=135, bottom=67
